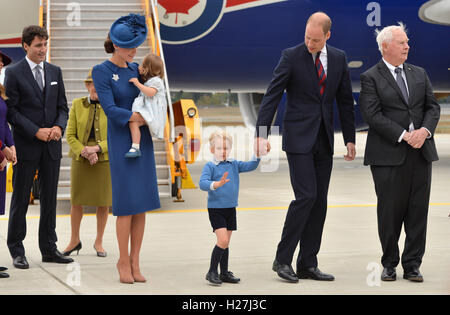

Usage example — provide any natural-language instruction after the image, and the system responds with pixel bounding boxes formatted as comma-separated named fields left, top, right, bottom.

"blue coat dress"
left=92, top=60, right=160, bottom=216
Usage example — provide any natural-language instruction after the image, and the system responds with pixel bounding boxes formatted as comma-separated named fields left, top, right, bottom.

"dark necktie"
left=34, top=65, right=44, bottom=92
left=394, top=67, right=408, bottom=103
left=315, top=51, right=326, bottom=96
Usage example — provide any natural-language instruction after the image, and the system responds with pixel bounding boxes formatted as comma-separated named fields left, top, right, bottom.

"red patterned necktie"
left=315, top=51, right=326, bottom=96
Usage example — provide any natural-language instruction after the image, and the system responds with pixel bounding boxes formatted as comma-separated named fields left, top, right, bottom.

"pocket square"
left=50, top=81, right=58, bottom=85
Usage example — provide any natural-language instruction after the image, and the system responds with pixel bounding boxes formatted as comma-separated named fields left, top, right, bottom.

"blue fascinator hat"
left=109, top=14, right=148, bottom=48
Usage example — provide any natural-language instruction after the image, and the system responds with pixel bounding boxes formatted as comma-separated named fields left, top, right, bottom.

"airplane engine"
left=237, top=92, right=265, bottom=129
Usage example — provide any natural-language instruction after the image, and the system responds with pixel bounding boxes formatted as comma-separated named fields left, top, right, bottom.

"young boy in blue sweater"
left=199, top=130, right=260, bottom=285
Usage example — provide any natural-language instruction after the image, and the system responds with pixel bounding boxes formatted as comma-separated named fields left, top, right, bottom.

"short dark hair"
left=22, top=25, right=48, bottom=47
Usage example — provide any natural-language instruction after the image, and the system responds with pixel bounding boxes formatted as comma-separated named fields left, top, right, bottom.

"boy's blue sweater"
left=199, top=158, right=260, bottom=208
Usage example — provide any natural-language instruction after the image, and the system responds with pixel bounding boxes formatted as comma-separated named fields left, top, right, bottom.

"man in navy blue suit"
left=4, top=25, right=72, bottom=269
left=255, top=12, right=356, bottom=283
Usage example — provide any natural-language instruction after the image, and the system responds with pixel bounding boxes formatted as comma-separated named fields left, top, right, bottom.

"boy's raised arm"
left=236, top=158, right=260, bottom=173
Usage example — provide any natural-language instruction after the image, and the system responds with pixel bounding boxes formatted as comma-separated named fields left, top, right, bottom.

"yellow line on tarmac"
left=0, top=203, right=449, bottom=221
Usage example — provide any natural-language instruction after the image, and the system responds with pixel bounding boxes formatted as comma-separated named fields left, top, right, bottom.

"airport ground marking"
left=0, top=203, right=449, bottom=221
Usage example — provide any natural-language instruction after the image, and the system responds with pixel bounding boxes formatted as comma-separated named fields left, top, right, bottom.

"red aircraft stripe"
left=226, top=0, right=262, bottom=7
left=0, top=37, right=21, bottom=45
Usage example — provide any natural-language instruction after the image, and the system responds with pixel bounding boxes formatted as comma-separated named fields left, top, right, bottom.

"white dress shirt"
left=312, top=45, right=328, bottom=76
left=382, top=58, right=431, bottom=142
left=26, top=56, right=45, bottom=89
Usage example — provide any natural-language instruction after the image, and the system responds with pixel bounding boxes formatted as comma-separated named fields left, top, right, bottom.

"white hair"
left=375, top=22, right=407, bottom=55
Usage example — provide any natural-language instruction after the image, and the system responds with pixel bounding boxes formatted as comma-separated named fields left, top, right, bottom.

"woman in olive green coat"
left=62, top=70, right=112, bottom=257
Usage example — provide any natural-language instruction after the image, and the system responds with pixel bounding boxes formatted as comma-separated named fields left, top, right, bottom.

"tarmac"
left=0, top=130, right=449, bottom=295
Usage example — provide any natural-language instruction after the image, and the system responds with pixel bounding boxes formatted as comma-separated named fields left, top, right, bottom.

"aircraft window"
left=419, top=0, right=450, bottom=26
left=348, top=61, right=363, bottom=68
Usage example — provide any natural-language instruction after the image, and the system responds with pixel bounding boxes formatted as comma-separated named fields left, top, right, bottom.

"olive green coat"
left=67, top=97, right=108, bottom=161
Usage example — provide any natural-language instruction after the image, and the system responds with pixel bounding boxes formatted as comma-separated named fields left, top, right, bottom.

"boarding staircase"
left=43, top=0, right=172, bottom=203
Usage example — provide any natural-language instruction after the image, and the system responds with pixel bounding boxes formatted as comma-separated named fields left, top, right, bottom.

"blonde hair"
left=140, top=53, right=165, bottom=82
left=209, top=130, right=233, bottom=148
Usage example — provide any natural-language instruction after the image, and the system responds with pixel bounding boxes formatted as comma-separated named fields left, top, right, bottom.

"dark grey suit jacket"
left=4, top=59, right=68, bottom=161
left=359, top=60, right=440, bottom=166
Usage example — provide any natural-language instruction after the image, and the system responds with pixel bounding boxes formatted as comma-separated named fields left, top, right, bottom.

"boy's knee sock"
left=209, top=245, right=225, bottom=273
left=220, top=248, right=229, bottom=274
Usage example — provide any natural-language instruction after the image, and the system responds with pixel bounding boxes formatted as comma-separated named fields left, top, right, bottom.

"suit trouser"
left=276, top=125, right=333, bottom=268
left=370, top=146, right=431, bottom=271
left=7, top=148, right=61, bottom=258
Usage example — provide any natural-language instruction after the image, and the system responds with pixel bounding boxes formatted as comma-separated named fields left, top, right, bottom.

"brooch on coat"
left=112, top=74, right=119, bottom=81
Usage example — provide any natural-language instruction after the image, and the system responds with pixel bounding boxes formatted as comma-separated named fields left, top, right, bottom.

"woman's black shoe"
left=62, top=242, right=82, bottom=256
left=0, top=272, right=9, bottom=278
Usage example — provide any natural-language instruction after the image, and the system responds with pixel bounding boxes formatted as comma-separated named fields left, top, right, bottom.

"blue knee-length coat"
left=92, top=60, right=160, bottom=216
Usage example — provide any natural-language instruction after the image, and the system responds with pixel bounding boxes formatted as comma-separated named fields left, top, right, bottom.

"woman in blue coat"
left=92, top=14, right=160, bottom=284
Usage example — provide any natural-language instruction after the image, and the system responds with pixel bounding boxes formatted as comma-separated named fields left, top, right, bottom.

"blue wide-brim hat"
left=109, top=14, right=147, bottom=49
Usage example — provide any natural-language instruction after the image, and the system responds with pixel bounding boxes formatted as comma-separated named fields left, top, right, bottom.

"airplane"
left=1, top=0, right=449, bottom=133
left=157, top=0, right=450, bottom=130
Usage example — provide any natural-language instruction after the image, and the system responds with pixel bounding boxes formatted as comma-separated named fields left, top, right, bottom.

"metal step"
left=51, top=1, right=142, bottom=6
left=58, top=164, right=170, bottom=181
left=51, top=56, right=145, bottom=68
left=51, top=17, right=117, bottom=28
left=51, top=46, right=150, bottom=58
left=50, top=8, right=145, bottom=19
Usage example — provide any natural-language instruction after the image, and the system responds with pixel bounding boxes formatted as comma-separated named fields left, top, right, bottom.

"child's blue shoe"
left=125, top=147, right=141, bottom=158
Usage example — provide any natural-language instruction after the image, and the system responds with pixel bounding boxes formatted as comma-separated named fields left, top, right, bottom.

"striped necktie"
left=315, top=51, right=326, bottom=97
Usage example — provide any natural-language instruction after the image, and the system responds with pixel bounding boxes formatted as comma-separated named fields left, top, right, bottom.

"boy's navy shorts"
left=208, top=207, right=237, bottom=232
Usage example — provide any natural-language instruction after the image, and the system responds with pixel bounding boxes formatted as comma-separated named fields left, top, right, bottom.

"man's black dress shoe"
left=206, top=271, right=222, bottom=286
left=381, top=267, right=396, bottom=281
left=403, top=268, right=423, bottom=282
left=13, top=256, right=29, bottom=269
left=297, top=267, right=335, bottom=281
left=0, top=266, right=7, bottom=271
left=0, top=272, right=9, bottom=279
left=220, top=271, right=240, bottom=283
left=273, top=260, right=299, bottom=283
left=42, top=250, right=74, bottom=264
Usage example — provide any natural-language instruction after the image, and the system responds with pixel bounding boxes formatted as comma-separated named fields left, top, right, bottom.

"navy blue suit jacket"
left=256, top=43, right=355, bottom=154
left=4, top=59, right=68, bottom=161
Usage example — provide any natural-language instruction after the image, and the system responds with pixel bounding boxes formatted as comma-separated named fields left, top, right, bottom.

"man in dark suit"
left=4, top=25, right=73, bottom=268
left=255, top=12, right=355, bottom=283
left=359, top=24, right=439, bottom=282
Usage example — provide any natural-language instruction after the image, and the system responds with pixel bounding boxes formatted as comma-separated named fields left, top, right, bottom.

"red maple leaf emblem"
left=159, top=0, right=200, bottom=24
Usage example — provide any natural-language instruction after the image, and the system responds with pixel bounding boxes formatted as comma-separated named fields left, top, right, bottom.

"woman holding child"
left=92, top=14, right=160, bottom=284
